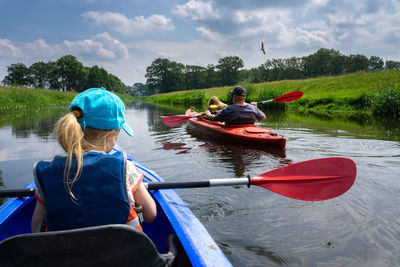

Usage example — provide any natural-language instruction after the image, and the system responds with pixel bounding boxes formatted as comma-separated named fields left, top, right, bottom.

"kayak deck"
left=0, top=148, right=232, bottom=267
left=186, top=110, right=286, bottom=149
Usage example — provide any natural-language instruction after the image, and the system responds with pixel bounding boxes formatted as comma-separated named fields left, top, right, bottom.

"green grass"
left=144, top=70, right=400, bottom=118
left=145, top=90, right=205, bottom=106
left=0, top=87, right=135, bottom=112
left=0, top=87, right=76, bottom=111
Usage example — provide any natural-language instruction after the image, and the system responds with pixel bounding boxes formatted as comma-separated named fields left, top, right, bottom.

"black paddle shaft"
left=0, top=188, right=35, bottom=198
left=146, top=180, right=211, bottom=190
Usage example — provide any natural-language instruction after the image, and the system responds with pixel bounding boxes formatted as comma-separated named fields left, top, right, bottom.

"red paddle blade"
left=273, top=91, right=303, bottom=103
left=251, top=157, right=356, bottom=201
left=156, top=115, right=192, bottom=127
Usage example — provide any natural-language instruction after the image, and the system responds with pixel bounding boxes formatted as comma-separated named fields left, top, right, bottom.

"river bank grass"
left=0, top=87, right=135, bottom=112
left=145, top=70, right=400, bottom=118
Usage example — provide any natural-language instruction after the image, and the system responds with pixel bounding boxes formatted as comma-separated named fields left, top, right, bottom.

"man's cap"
left=229, top=86, right=247, bottom=96
left=69, top=88, right=134, bottom=137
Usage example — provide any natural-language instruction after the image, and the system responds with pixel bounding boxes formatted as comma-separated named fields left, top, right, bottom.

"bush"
left=372, top=86, right=400, bottom=118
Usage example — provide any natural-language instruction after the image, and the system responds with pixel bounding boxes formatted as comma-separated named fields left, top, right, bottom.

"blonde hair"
left=55, top=112, right=119, bottom=200
left=208, top=96, right=227, bottom=111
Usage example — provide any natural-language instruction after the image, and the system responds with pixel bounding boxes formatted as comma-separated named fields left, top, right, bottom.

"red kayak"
left=185, top=109, right=286, bottom=149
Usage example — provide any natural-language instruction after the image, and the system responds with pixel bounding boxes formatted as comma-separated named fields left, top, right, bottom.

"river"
left=0, top=102, right=399, bottom=266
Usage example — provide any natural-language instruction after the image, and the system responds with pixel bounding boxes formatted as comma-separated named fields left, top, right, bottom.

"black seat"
left=0, top=224, right=179, bottom=267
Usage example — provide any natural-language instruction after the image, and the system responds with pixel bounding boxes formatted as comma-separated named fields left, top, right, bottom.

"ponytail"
left=55, top=112, right=84, bottom=200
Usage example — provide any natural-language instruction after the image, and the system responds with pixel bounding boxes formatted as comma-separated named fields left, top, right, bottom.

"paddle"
left=157, top=91, right=304, bottom=127
left=257, top=91, right=303, bottom=104
left=0, top=157, right=356, bottom=201
left=155, top=114, right=203, bottom=127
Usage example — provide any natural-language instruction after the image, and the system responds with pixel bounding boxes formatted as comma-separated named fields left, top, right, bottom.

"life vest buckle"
left=134, top=205, right=144, bottom=224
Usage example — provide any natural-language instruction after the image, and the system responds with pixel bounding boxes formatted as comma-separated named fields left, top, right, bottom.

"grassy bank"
left=145, top=70, right=400, bottom=118
left=0, top=87, right=135, bottom=112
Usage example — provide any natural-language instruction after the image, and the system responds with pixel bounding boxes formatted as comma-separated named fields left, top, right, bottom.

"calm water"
left=1, top=103, right=399, bottom=267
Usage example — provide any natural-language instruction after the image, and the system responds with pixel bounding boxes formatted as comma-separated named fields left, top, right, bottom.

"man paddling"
left=205, top=86, right=266, bottom=125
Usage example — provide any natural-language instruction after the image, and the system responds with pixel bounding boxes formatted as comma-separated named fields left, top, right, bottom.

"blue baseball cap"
left=69, top=88, right=134, bottom=137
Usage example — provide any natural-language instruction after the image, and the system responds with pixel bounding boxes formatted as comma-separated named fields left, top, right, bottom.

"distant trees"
left=126, top=83, right=150, bottom=97
left=144, top=56, right=244, bottom=93
left=243, top=49, right=400, bottom=84
left=145, top=58, right=185, bottom=94
left=216, top=56, right=244, bottom=86
left=2, top=55, right=125, bottom=93
left=385, top=60, right=400, bottom=70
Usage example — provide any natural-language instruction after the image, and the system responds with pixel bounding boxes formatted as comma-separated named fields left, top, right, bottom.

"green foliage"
left=216, top=56, right=244, bottom=86
left=372, top=85, right=400, bottom=118
left=2, top=56, right=126, bottom=93
left=145, top=58, right=185, bottom=94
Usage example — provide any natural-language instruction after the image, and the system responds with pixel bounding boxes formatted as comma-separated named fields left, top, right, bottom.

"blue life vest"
left=34, top=151, right=131, bottom=231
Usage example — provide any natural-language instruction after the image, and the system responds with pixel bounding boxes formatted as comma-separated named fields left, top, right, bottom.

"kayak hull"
left=0, top=148, right=232, bottom=267
left=186, top=110, right=286, bottom=149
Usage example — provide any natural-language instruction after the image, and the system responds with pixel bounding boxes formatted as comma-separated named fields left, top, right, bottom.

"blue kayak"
left=0, top=148, right=232, bottom=266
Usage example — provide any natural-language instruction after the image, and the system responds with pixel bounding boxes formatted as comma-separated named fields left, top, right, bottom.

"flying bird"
left=260, top=42, right=266, bottom=55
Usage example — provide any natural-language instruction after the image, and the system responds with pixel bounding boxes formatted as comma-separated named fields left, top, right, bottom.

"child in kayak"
left=205, top=86, right=266, bottom=125
left=207, top=96, right=227, bottom=114
left=31, top=88, right=156, bottom=232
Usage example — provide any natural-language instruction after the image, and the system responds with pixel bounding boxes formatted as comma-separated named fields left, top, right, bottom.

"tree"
left=345, top=54, right=370, bottom=73
left=385, top=60, right=400, bottom=70
left=145, top=58, right=185, bottom=93
left=204, top=64, right=217, bottom=88
left=2, top=63, right=32, bottom=86
left=302, top=48, right=345, bottom=77
left=55, top=55, right=86, bottom=91
left=29, top=61, right=51, bottom=88
left=87, top=66, right=108, bottom=88
left=105, top=73, right=125, bottom=94
left=184, top=65, right=206, bottom=90
left=369, top=56, right=384, bottom=71
left=216, top=56, right=244, bottom=86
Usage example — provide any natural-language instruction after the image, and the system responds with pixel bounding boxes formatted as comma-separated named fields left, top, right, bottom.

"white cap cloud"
left=173, top=0, right=222, bottom=20
left=82, top=11, right=175, bottom=35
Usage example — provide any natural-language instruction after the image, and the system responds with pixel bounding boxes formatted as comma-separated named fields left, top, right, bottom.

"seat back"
left=0, top=224, right=174, bottom=267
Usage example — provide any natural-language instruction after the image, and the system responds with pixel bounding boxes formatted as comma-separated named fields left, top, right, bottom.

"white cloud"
left=82, top=11, right=175, bottom=35
left=1, top=33, right=129, bottom=62
left=64, top=32, right=129, bottom=59
left=0, top=39, right=23, bottom=57
left=173, top=0, right=222, bottom=20
left=196, top=27, right=222, bottom=41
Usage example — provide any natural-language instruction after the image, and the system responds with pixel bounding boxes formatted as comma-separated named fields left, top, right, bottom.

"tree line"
left=2, top=55, right=125, bottom=93
left=129, top=48, right=400, bottom=96
left=3, top=48, right=400, bottom=96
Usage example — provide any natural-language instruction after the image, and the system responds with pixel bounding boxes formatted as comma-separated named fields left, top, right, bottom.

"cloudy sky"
left=1, top=0, right=399, bottom=85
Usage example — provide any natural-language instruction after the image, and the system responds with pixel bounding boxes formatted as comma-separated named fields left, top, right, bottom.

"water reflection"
left=266, top=110, right=400, bottom=141
left=2, top=108, right=66, bottom=140
left=127, top=101, right=188, bottom=133
left=162, top=143, right=191, bottom=154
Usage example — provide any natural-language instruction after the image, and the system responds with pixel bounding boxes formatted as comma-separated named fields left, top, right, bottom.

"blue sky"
left=1, top=0, right=400, bottom=85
